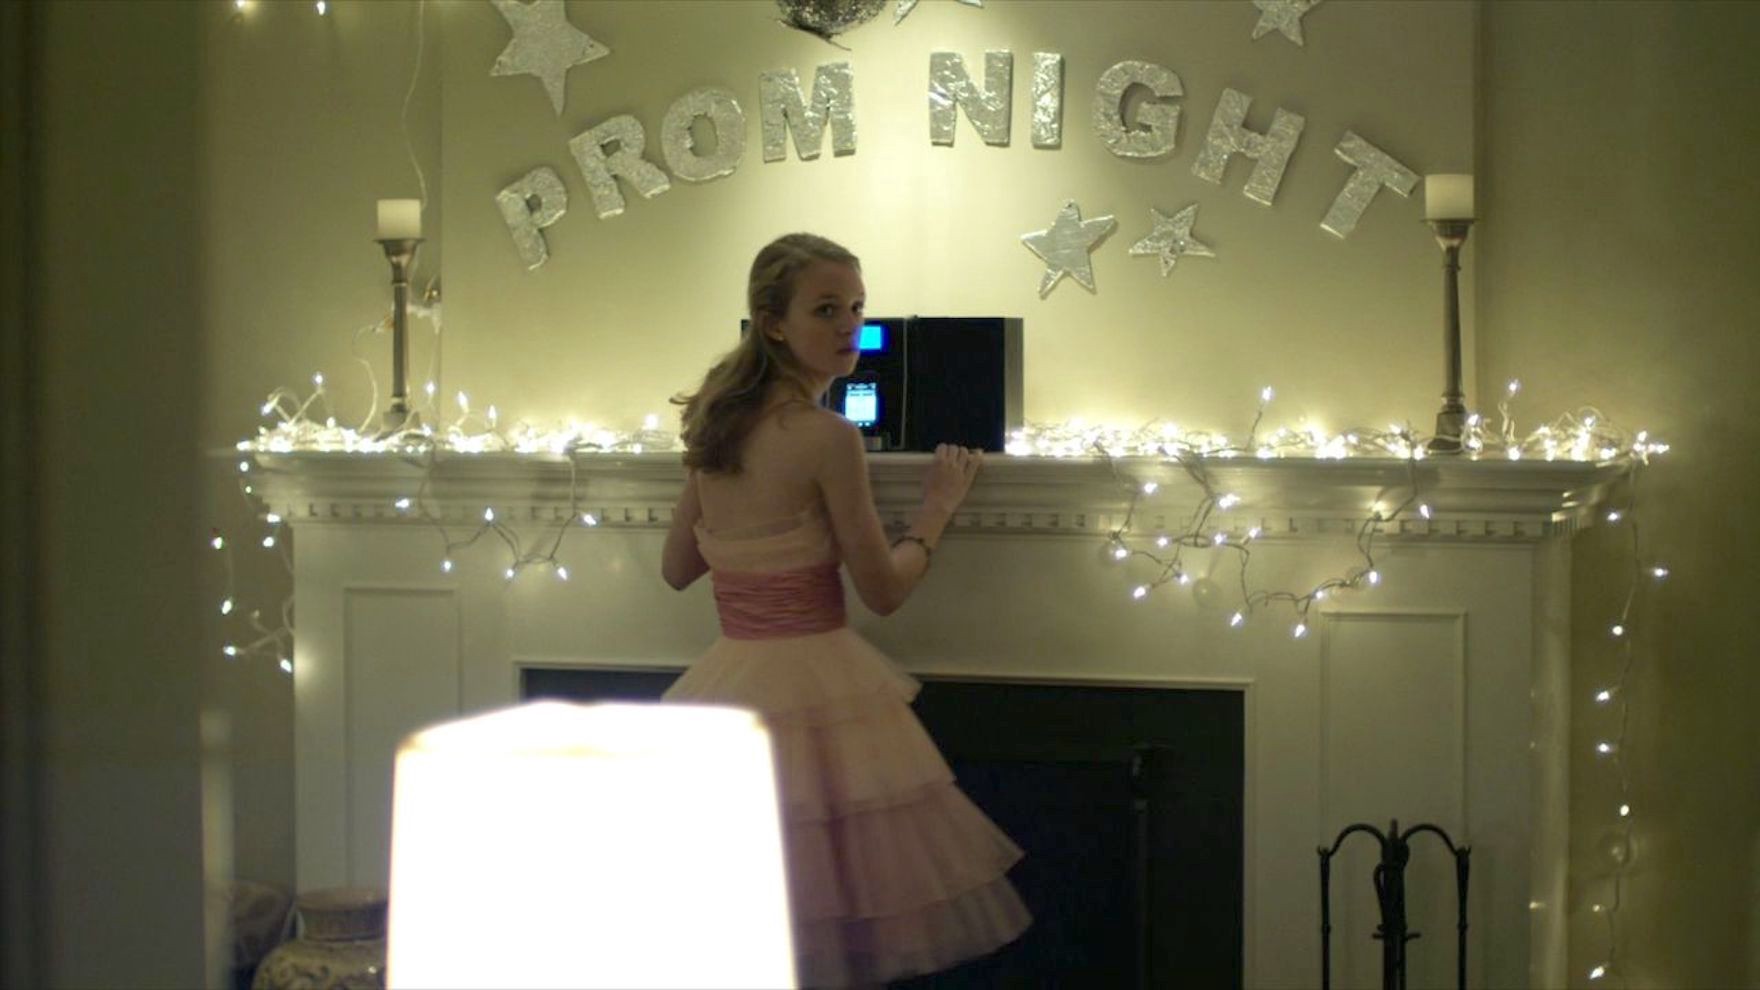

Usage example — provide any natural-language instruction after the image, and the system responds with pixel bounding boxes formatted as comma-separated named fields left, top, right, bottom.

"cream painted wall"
left=198, top=0, right=1476, bottom=894
left=1479, top=2, right=1760, bottom=987
left=435, top=0, right=1475, bottom=432
left=35, top=1, right=212, bottom=985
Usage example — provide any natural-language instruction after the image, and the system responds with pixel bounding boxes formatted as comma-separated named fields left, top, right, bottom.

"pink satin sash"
left=712, top=562, right=846, bottom=640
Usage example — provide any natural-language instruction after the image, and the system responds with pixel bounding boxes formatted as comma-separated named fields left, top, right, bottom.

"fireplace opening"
left=521, top=668, right=1245, bottom=988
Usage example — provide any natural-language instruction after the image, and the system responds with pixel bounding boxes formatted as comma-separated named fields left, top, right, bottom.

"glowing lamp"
left=387, top=702, right=795, bottom=989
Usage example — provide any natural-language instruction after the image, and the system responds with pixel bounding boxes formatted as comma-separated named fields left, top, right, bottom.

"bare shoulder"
left=777, top=403, right=860, bottom=452
left=739, top=403, right=857, bottom=487
left=760, top=404, right=862, bottom=483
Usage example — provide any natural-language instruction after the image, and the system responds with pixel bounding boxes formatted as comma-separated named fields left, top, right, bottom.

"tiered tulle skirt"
left=664, top=627, right=1032, bottom=987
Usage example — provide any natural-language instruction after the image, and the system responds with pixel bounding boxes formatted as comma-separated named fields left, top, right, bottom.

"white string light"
left=1095, top=404, right=1415, bottom=630
left=209, top=504, right=293, bottom=676
left=251, top=365, right=662, bottom=592
left=1080, top=386, right=1667, bottom=989
left=226, top=360, right=1669, bottom=989
left=1576, top=448, right=1667, bottom=989
left=252, top=376, right=1665, bottom=648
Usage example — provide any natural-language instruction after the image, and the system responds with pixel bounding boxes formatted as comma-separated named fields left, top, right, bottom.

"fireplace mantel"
left=251, top=449, right=1614, bottom=989
left=253, top=450, right=1618, bottom=540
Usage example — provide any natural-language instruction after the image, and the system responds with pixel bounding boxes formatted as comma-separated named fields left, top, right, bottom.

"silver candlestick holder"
left=375, top=237, right=424, bottom=440
left=1425, top=218, right=1473, bottom=454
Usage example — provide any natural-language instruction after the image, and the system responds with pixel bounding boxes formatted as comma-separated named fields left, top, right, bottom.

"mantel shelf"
left=246, top=450, right=1623, bottom=542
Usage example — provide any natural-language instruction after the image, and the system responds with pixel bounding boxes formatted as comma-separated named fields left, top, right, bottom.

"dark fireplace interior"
left=521, top=668, right=1244, bottom=989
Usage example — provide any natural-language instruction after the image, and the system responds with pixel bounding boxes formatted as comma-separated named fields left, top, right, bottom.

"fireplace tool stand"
left=1319, top=818, right=1470, bottom=990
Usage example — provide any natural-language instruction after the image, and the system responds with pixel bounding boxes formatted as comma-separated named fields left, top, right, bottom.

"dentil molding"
left=247, top=451, right=1623, bottom=543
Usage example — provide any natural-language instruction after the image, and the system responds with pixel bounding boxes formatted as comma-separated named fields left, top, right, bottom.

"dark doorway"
left=521, top=669, right=1244, bottom=989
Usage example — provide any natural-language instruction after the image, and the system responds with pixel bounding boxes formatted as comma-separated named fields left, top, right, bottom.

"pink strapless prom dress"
left=663, top=505, right=1031, bottom=987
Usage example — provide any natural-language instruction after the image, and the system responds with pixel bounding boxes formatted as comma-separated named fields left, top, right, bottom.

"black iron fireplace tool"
left=1319, top=818, right=1470, bottom=990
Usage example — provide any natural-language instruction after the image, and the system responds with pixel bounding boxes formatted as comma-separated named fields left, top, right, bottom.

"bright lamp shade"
left=386, top=701, right=795, bottom=989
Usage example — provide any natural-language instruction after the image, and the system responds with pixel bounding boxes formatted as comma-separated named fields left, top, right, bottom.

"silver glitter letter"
left=494, top=166, right=567, bottom=270
left=1191, top=87, right=1305, bottom=206
left=661, top=87, right=746, bottom=183
left=567, top=114, right=672, bottom=219
left=1031, top=52, right=1064, bottom=148
left=1319, top=130, right=1418, bottom=238
left=758, top=63, right=856, bottom=163
left=928, top=50, right=1012, bottom=146
left=1092, top=60, right=1183, bottom=159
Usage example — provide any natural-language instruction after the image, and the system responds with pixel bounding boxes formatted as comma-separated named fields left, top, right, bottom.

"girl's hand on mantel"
left=920, top=444, right=982, bottom=516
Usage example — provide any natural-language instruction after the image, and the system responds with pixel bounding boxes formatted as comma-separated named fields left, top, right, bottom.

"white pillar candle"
left=1423, top=174, right=1474, bottom=221
left=376, top=199, right=423, bottom=240
left=387, top=701, right=796, bottom=989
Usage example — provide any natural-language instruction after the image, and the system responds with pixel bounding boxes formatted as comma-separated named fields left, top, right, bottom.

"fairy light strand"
left=210, top=462, right=295, bottom=675
left=1583, top=456, right=1664, bottom=988
left=391, top=437, right=604, bottom=582
left=228, top=369, right=1670, bottom=983
left=1093, top=387, right=1427, bottom=631
left=1071, top=385, right=1664, bottom=985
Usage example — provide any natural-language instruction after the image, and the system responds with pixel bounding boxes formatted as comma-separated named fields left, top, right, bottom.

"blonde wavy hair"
left=674, top=233, right=861, bottom=474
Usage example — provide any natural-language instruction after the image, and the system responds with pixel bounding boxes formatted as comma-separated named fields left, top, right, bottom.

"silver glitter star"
left=895, top=0, right=983, bottom=25
left=490, top=0, right=609, bottom=116
left=1251, top=0, right=1323, bottom=46
left=1128, top=204, right=1215, bottom=278
left=1021, top=200, right=1116, bottom=298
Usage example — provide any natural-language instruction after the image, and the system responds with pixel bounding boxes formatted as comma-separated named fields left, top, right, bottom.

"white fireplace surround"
left=254, top=451, right=1617, bottom=988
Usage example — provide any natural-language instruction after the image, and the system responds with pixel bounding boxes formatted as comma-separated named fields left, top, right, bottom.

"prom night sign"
left=495, top=54, right=1418, bottom=270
